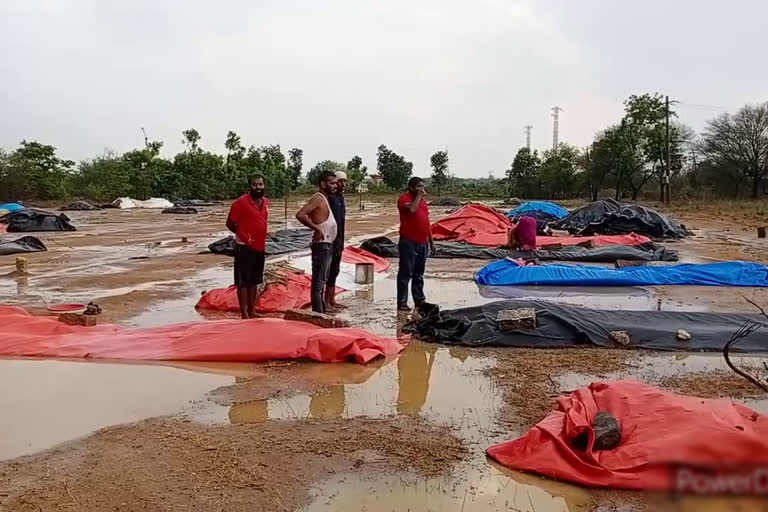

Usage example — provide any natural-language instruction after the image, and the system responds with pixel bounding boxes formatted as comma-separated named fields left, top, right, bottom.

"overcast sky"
left=2, top=0, right=766, bottom=178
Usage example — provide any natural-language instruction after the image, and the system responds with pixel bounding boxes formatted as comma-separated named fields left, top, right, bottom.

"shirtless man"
left=295, top=170, right=338, bottom=313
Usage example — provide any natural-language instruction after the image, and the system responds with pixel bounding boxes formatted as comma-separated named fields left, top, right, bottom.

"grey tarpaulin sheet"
left=507, top=243, right=679, bottom=262
left=0, top=236, right=47, bottom=256
left=208, top=228, right=313, bottom=257
left=404, top=300, right=768, bottom=352
left=360, top=236, right=678, bottom=262
left=361, top=236, right=508, bottom=260
left=0, top=210, right=76, bottom=232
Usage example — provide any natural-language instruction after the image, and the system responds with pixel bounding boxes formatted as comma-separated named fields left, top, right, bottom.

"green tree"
left=619, top=93, right=692, bottom=200
left=307, top=160, right=346, bottom=186
left=587, top=129, right=621, bottom=201
left=507, top=147, right=541, bottom=198
left=287, top=148, right=303, bottom=190
left=182, top=128, right=201, bottom=152
left=538, top=144, right=581, bottom=199
left=168, top=129, right=226, bottom=200
left=608, top=120, right=645, bottom=200
left=0, top=149, right=21, bottom=201
left=73, top=150, right=131, bottom=201
left=429, top=150, right=449, bottom=195
left=223, top=131, right=247, bottom=197
left=259, top=145, right=289, bottom=197
left=122, top=141, right=165, bottom=200
left=7, top=141, right=74, bottom=200
left=377, top=145, right=413, bottom=190
left=700, top=102, right=768, bottom=199
left=225, top=131, right=245, bottom=161
left=346, top=155, right=367, bottom=191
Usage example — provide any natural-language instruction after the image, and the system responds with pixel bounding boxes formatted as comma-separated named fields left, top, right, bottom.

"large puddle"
left=0, top=358, right=232, bottom=460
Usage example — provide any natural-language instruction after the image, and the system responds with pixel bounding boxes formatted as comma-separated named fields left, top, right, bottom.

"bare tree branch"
left=723, top=322, right=768, bottom=393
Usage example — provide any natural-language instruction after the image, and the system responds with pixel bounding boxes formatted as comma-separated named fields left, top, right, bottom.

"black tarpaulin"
left=507, top=243, right=679, bottom=262
left=61, top=201, right=101, bottom=211
left=174, top=200, right=222, bottom=207
left=430, top=197, right=463, bottom=207
left=360, top=236, right=678, bottom=262
left=551, top=199, right=619, bottom=233
left=1, top=210, right=76, bottom=232
left=553, top=200, right=688, bottom=239
left=0, top=236, right=47, bottom=256
left=360, top=236, right=508, bottom=260
left=162, top=207, right=198, bottom=214
left=208, top=228, right=313, bottom=257
left=404, top=300, right=768, bottom=352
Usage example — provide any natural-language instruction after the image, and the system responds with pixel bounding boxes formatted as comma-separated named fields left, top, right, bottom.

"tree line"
left=506, top=94, right=768, bottom=201
left=3, top=95, right=766, bottom=203
left=0, top=131, right=428, bottom=202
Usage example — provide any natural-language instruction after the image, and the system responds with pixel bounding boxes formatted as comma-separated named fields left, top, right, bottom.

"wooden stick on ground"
left=722, top=297, right=768, bottom=393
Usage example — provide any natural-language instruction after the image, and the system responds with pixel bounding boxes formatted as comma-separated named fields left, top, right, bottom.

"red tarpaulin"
left=431, top=204, right=651, bottom=248
left=431, top=204, right=511, bottom=247
left=487, top=381, right=768, bottom=492
left=342, top=246, right=390, bottom=272
left=0, top=306, right=402, bottom=364
left=196, top=272, right=319, bottom=314
left=196, top=246, right=387, bottom=314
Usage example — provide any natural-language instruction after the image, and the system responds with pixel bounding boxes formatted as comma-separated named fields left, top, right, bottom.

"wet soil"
left=0, top=198, right=401, bottom=323
left=0, top=415, right=466, bottom=512
left=3, top=201, right=768, bottom=511
left=660, top=370, right=768, bottom=400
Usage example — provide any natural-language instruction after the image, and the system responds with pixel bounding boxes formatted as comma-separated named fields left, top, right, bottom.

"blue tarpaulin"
left=475, top=259, right=768, bottom=287
left=507, top=201, right=568, bottom=219
left=0, top=203, right=25, bottom=213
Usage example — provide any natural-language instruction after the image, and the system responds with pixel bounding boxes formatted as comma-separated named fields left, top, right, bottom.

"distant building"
left=368, top=174, right=383, bottom=186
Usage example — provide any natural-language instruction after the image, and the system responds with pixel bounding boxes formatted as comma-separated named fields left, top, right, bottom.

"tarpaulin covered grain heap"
left=553, top=199, right=689, bottom=239
left=488, top=381, right=768, bottom=492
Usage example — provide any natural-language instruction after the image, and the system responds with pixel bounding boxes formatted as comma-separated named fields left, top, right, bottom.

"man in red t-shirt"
left=396, top=177, right=435, bottom=311
left=226, top=175, right=269, bottom=319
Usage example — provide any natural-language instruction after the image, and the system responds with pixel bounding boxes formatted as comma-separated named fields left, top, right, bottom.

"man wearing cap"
left=325, top=170, right=347, bottom=310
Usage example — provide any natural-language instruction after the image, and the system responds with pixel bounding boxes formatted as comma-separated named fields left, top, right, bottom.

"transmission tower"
left=524, top=125, right=533, bottom=150
left=551, top=106, right=563, bottom=151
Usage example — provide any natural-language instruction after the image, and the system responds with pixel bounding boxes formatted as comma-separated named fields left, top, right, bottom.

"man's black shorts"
left=234, top=244, right=265, bottom=287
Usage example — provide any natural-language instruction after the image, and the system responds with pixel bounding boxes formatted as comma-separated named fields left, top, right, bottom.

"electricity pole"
left=141, top=127, right=149, bottom=149
left=551, top=107, right=563, bottom=152
left=524, top=125, right=533, bottom=150
left=665, top=95, right=671, bottom=203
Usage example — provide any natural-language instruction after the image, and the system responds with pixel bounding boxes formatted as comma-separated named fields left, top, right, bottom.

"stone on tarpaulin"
left=58, top=313, right=97, bottom=326
left=593, top=411, right=622, bottom=450
left=284, top=309, right=350, bottom=329
left=497, top=308, right=536, bottom=331
left=572, top=411, right=622, bottom=451
left=676, top=329, right=691, bottom=341
left=609, top=330, right=631, bottom=346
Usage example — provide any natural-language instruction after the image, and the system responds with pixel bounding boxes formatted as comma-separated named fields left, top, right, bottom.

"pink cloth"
left=514, top=216, right=537, bottom=249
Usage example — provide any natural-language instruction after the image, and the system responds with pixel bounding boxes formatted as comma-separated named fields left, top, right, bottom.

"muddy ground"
left=1, top=198, right=768, bottom=511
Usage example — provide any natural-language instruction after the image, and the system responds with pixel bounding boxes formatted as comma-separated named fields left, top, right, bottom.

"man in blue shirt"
left=326, top=170, right=347, bottom=310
